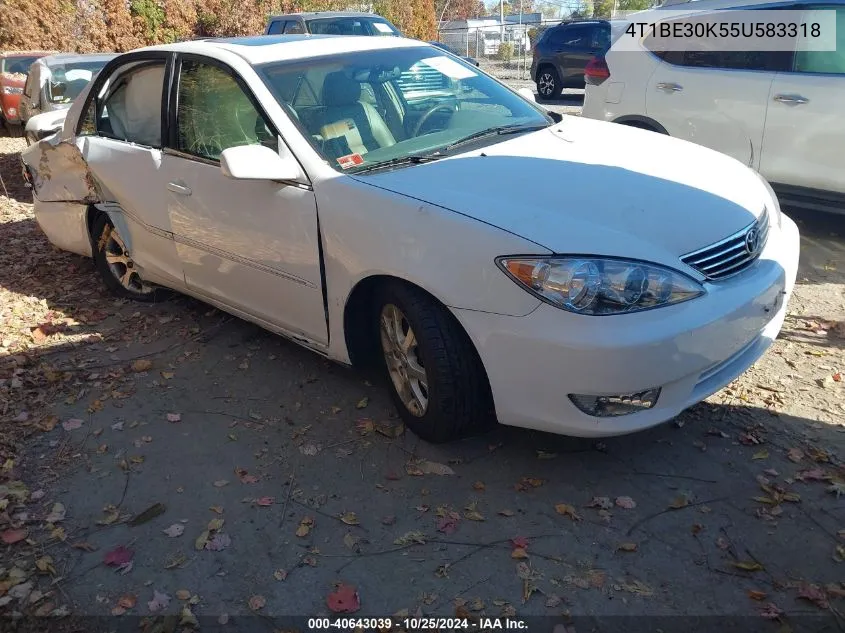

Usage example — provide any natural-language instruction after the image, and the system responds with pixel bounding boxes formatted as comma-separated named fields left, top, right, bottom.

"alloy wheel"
left=380, top=303, right=428, bottom=417
left=102, top=226, right=154, bottom=295
left=538, top=72, right=555, bottom=97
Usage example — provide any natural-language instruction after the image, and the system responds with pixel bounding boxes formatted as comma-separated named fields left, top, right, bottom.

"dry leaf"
left=747, top=590, right=767, bottom=601
left=208, top=518, right=224, bottom=531
left=615, top=496, right=636, bottom=509
left=176, top=589, right=191, bottom=600
left=327, top=583, right=361, bottom=613
left=148, top=590, right=170, bottom=613
left=669, top=494, right=691, bottom=509
left=1, top=528, right=27, bottom=544
left=205, top=532, right=231, bottom=551
left=256, top=496, right=274, bottom=507
left=511, top=548, right=528, bottom=559
left=118, top=594, right=137, bottom=609
left=62, top=418, right=83, bottom=432
left=787, top=448, right=804, bottom=463
left=213, top=480, right=229, bottom=488
left=194, top=531, right=209, bottom=550
left=464, top=502, right=485, bottom=521
left=103, top=545, right=134, bottom=566
left=797, top=583, right=829, bottom=609
left=472, top=481, right=486, bottom=491
left=617, top=542, right=638, bottom=552
left=415, top=461, right=455, bottom=476
left=296, top=516, right=314, bottom=537
left=752, top=449, right=769, bottom=460
left=249, top=595, right=266, bottom=611
left=554, top=503, right=582, bottom=521
left=340, top=511, right=359, bottom=525
left=356, top=397, right=369, bottom=409
left=166, top=413, right=181, bottom=423
left=131, top=359, right=152, bottom=372
left=498, top=509, right=515, bottom=517
left=588, top=496, right=613, bottom=510
left=732, top=561, right=764, bottom=572
left=274, top=569, right=288, bottom=581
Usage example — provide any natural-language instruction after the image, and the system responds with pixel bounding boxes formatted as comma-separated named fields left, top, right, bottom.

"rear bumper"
left=453, top=214, right=800, bottom=437
left=32, top=198, right=92, bottom=258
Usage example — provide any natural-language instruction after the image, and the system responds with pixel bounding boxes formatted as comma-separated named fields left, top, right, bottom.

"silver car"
left=19, top=53, right=115, bottom=128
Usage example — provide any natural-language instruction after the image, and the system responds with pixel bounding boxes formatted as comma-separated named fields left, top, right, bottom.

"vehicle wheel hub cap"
left=539, top=73, right=554, bottom=95
left=104, top=227, right=154, bottom=295
left=380, top=304, right=428, bottom=417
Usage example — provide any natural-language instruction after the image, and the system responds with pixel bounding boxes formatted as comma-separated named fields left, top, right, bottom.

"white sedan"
left=21, top=34, right=800, bottom=442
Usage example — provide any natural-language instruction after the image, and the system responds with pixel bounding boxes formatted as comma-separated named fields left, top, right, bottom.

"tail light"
left=585, top=56, right=610, bottom=86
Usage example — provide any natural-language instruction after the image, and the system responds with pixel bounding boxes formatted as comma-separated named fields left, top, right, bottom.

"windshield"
left=1, top=56, right=42, bottom=76
left=46, top=60, right=108, bottom=103
left=307, top=17, right=401, bottom=36
left=258, top=46, right=550, bottom=173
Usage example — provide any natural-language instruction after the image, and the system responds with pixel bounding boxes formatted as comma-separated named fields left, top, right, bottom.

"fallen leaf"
left=175, top=590, right=191, bottom=600
left=129, top=502, right=166, bottom=526
left=617, top=542, right=638, bottom=552
left=205, top=532, right=231, bottom=551
left=249, top=595, right=266, bottom=611
left=437, top=515, right=459, bottom=534
left=795, top=468, right=828, bottom=482
left=343, top=532, right=361, bottom=551
left=544, top=594, right=562, bottom=608
left=375, top=422, right=404, bottom=438
left=498, top=509, right=515, bottom=517
left=296, top=516, right=314, bottom=537
left=327, top=583, right=361, bottom=613
left=472, top=481, right=486, bottom=491
left=1, top=529, right=27, bottom=544
left=95, top=509, right=120, bottom=526
left=71, top=541, right=97, bottom=552
left=615, top=496, right=637, bottom=509
left=35, top=556, right=56, bottom=574
left=213, top=480, right=229, bottom=488
left=515, top=477, right=545, bottom=491
left=274, top=569, right=288, bottom=581
left=131, top=359, right=152, bottom=372
left=62, top=418, right=83, bottom=431
left=208, top=518, right=224, bottom=531
left=747, top=590, right=767, bottom=601
left=194, top=530, right=209, bottom=551
left=103, top=546, right=134, bottom=566
left=828, top=481, right=845, bottom=497
left=464, top=502, right=485, bottom=521
left=787, top=448, right=804, bottom=463
left=394, top=531, right=426, bottom=546
left=167, top=413, right=181, bottom=423
left=668, top=494, right=692, bottom=509
left=752, top=449, right=769, bottom=460
left=148, top=590, right=170, bottom=613
left=118, top=594, right=137, bottom=609
left=381, top=515, right=396, bottom=525
left=256, top=496, right=274, bottom=507
left=587, top=496, right=613, bottom=510
left=415, top=461, right=455, bottom=476
left=210, top=505, right=224, bottom=514
left=356, top=397, right=369, bottom=409
left=797, top=583, right=829, bottom=609
left=340, top=511, right=359, bottom=525
left=554, top=503, right=582, bottom=521
left=511, top=548, right=528, bottom=559
left=163, top=524, right=184, bottom=538
left=759, top=603, right=784, bottom=619
left=218, top=614, right=229, bottom=625
left=511, top=536, right=529, bottom=549
left=732, top=561, right=764, bottom=572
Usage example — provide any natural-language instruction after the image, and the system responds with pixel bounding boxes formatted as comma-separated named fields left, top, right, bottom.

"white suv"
left=583, top=0, right=845, bottom=214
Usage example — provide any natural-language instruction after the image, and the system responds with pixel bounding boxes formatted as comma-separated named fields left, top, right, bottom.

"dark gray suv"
left=530, top=20, right=611, bottom=98
left=265, top=12, right=402, bottom=37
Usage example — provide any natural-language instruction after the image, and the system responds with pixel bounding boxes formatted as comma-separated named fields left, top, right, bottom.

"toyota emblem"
left=744, top=227, right=760, bottom=255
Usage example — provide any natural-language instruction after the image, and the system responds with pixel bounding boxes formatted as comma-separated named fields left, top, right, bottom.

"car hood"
left=353, top=117, right=771, bottom=266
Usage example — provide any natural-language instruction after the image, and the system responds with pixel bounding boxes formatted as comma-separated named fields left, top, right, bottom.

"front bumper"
left=453, top=214, right=800, bottom=437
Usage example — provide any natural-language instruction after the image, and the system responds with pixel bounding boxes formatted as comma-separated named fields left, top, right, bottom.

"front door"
left=162, top=56, right=327, bottom=345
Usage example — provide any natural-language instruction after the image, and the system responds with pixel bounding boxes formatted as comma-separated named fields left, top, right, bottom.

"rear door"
left=75, top=53, right=184, bottom=286
left=554, top=23, right=600, bottom=85
left=760, top=4, right=845, bottom=195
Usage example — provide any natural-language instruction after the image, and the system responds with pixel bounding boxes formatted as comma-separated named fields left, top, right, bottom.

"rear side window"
left=309, top=18, right=368, bottom=35
left=92, top=61, right=165, bottom=147
left=560, top=24, right=592, bottom=48
left=660, top=49, right=791, bottom=71
left=267, top=20, right=285, bottom=34
left=284, top=20, right=306, bottom=34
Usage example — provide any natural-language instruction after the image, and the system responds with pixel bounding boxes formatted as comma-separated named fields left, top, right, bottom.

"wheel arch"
left=611, top=115, right=668, bottom=135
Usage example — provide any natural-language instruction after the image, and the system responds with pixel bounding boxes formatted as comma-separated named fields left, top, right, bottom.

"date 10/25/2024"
left=307, top=618, right=529, bottom=631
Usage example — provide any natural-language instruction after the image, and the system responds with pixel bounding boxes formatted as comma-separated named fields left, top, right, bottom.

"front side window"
left=258, top=46, right=550, bottom=172
left=793, top=6, right=845, bottom=74
left=176, top=59, right=278, bottom=162
left=94, top=60, right=165, bottom=146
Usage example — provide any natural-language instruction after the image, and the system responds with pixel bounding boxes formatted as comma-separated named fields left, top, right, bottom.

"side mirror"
left=220, top=144, right=302, bottom=181
left=517, top=87, right=536, bottom=103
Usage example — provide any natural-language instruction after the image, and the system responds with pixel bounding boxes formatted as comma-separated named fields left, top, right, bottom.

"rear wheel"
left=375, top=282, right=495, bottom=443
left=536, top=66, right=561, bottom=99
left=92, top=214, right=168, bottom=302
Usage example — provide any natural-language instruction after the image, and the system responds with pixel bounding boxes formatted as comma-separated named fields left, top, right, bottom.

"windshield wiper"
left=445, top=123, right=550, bottom=152
left=351, top=152, right=444, bottom=174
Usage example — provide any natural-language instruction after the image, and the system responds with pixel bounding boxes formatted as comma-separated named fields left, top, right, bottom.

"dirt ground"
left=1, top=129, right=844, bottom=633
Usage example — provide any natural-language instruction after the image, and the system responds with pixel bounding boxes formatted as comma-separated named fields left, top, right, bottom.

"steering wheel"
left=411, top=103, right=456, bottom=137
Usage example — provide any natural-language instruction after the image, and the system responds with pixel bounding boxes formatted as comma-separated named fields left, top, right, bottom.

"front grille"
left=681, top=208, right=769, bottom=280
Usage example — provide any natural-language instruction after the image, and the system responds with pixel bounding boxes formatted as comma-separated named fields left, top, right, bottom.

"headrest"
left=322, top=72, right=361, bottom=107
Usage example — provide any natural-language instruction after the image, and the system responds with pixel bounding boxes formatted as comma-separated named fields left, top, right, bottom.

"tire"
left=375, top=281, right=495, bottom=443
left=536, top=66, right=561, bottom=99
left=91, top=213, right=168, bottom=302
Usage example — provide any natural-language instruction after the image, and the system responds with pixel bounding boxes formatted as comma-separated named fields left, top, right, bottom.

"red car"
left=1, top=51, right=52, bottom=135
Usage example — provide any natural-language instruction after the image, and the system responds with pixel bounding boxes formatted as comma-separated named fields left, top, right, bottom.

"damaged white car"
left=21, top=35, right=800, bottom=442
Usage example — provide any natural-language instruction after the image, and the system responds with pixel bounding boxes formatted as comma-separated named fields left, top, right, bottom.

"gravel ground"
left=1, top=120, right=844, bottom=633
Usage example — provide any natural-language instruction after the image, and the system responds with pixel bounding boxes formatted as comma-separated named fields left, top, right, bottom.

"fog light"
left=569, top=388, right=661, bottom=417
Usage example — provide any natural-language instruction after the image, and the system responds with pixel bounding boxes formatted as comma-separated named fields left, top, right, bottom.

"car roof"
left=1, top=51, right=54, bottom=58
left=267, top=12, right=392, bottom=20
left=141, top=34, right=427, bottom=65
left=38, top=53, right=117, bottom=67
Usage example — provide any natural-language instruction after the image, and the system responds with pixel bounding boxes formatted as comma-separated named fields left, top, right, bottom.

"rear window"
left=307, top=17, right=400, bottom=36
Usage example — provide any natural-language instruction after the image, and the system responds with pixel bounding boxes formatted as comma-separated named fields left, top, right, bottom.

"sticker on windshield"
left=420, top=56, right=477, bottom=80
left=373, top=22, right=394, bottom=33
left=337, top=153, right=364, bottom=169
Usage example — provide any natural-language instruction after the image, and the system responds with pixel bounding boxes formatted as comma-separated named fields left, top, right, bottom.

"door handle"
left=656, top=82, right=683, bottom=92
left=774, top=94, right=809, bottom=105
left=167, top=182, right=192, bottom=196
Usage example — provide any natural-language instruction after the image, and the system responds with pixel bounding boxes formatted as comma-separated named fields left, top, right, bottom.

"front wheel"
left=92, top=214, right=168, bottom=302
left=375, top=282, right=495, bottom=443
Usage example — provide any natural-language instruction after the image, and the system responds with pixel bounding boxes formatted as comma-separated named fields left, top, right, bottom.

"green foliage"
left=131, top=0, right=166, bottom=40
left=496, top=41, right=514, bottom=61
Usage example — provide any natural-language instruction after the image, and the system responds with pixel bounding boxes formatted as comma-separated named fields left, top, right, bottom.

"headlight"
left=496, top=256, right=705, bottom=315
left=2, top=86, right=23, bottom=95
